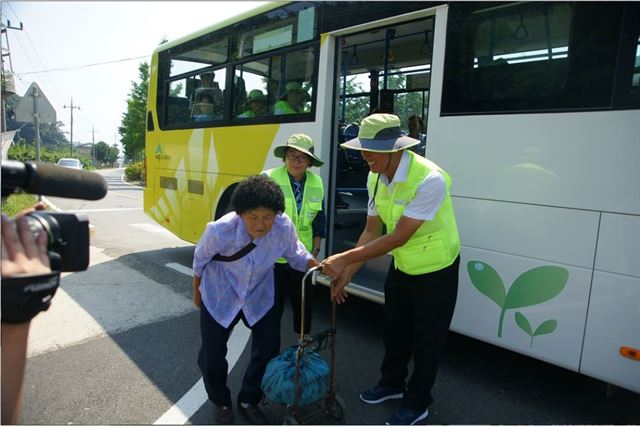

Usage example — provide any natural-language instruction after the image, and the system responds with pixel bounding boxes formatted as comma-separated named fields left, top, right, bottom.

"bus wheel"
left=215, top=185, right=237, bottom=219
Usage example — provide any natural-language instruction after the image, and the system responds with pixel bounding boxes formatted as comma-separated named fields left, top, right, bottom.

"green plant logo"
left=467, top=261, right=568, bottom=342
left=514, top=312, right=557, bottom=348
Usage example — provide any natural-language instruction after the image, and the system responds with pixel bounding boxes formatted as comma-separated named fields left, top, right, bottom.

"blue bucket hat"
left=341, top=113, right=420, bottom=153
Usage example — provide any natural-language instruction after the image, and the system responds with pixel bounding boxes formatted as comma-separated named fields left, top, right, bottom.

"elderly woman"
left=192, top=175, right=319, bottom=425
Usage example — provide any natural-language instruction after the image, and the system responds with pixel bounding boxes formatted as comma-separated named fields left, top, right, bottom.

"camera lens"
left=23, top=211, right=89, bottom=272
left=24, top=212, right=62, bottom=252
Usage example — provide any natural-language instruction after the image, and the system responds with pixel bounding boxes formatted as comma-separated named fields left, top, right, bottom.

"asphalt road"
left=17, top=168, right=640, bottom=425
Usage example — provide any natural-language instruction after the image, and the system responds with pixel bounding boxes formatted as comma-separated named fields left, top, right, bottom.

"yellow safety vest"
left=367, top=151, right=460, bottom=275
left=268, top=166, right=324, bottom=263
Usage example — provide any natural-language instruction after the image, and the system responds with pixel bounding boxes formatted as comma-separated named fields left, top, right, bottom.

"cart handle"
left=299, top=266, right=321, bottom=344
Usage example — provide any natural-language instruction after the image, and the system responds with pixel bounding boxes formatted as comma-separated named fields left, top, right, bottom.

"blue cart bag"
left=261, top=346, right=329, bottom=407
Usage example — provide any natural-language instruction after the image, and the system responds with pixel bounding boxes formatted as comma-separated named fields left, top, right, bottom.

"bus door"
left=329, top=16, right=435, bottom=302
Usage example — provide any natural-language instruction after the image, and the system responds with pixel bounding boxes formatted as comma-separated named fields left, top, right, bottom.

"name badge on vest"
left=309, top=196, right=322, bottom=203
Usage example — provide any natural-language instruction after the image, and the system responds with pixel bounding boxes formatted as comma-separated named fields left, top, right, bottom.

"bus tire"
left=215, top=184, right=237, bottom=220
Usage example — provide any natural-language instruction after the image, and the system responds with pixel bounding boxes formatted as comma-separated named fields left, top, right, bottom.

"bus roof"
left=153, top=2, right=287, bottom=54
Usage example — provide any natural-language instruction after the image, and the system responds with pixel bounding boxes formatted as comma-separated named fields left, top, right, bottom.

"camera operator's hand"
left=1, top=212, right=52, bottom=425
left=16, top=200, right=47, bottom=217
left=1, top=213, right=51, bottom=276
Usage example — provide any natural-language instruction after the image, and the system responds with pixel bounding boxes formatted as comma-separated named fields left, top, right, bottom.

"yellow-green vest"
left=268, top=166, right=324, bottom=263
left=367, top=151, right=460, bottom=275
left=274, top=100, right=298, bottom=115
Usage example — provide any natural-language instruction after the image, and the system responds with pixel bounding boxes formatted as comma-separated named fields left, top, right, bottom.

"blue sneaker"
left=359, top=384, right=404, bottom=404
left=385, top=407, right=429, bottom=425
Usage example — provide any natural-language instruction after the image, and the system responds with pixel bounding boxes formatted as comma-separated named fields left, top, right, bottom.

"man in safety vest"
left=322, top=113, right=460, bottom=425
left=264, top=134, right=325, bottom=336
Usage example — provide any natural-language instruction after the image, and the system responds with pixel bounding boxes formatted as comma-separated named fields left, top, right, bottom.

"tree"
left=93, top=141, right=119, bottom=166
left=119, top=62, right=149, bottom=163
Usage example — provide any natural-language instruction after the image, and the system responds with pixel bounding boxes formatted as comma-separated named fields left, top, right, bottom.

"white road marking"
left=165, top=262, right=194, bottom=276
left=156, top=261, right=252, bottom=424
left=153, top=323, right=251, bottom=424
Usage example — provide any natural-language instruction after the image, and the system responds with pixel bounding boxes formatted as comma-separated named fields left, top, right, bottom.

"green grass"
left=1, top=193, right=39, bottom=217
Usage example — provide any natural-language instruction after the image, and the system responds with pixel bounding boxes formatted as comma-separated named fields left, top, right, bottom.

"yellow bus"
left=145, top=1, right=640, bottom=393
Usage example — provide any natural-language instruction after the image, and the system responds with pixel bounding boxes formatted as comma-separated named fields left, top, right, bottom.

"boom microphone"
left=1, top=160, right=108, bottom=200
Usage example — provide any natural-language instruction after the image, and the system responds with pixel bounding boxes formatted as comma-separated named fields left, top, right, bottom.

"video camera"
left=1, top=160, right=108, bottom=272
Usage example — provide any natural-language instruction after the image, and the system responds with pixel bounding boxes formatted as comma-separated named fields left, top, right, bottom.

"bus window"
left=232, top=46, right=317, bottom=120
left=169, top=35, right=229, bottom=77
left=633, top=35, right=640, bottom=94
left=166, top=80, right=189, bottom=126
left=273, top=48, right=315, bottom=115
left=443, top=2, right=626, bottom=114
left=234, top=3, right=317, bottom=59
left=234, top=59, right=270, bottom=118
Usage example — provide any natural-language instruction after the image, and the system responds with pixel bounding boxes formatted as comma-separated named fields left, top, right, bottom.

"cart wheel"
left=282, top=415, right=299, bottom=425
left=326, top=394, right=346, bottom=420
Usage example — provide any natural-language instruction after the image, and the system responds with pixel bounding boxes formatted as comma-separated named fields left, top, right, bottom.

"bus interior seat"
left=167, top=96, right=191, bottom=125
left=341, top=123, right=365, bottom=171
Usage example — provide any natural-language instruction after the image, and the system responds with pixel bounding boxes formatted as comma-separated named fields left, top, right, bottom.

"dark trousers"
left=274, top=263, right=313, bottom=334
left=197, top=303, right=280, bottom=407
left=379, top=256, right=460, bottom=410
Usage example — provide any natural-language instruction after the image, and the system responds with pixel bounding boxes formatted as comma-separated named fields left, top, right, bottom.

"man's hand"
left=330, top=273, right=350, bottom=304
left=321, top=252, right=348, bottom=281
left=1, top=214, right=50, bottom=277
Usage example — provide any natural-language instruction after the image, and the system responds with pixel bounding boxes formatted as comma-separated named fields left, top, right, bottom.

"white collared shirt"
left=367, top=151, right=446, bottom=221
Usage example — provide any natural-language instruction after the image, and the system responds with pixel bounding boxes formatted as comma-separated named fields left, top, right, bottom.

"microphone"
left=1, top=160, right=108, bottom=200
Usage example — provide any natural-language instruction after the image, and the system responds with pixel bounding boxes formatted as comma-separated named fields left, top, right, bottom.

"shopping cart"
left=262, top=266, right=346, bottom=424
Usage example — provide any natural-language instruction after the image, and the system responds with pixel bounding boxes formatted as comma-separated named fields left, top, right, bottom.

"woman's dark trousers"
left=198, top=303, right=280, bottom=406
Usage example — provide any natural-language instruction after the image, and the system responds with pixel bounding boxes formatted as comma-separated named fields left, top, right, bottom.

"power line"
left=5, top=3, right=65, bottom=102
left=15, top=55, right=150, bottom=76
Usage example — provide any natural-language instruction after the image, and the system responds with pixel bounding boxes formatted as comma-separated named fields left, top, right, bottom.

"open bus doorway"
left=329, top=16, right=435, bottom=301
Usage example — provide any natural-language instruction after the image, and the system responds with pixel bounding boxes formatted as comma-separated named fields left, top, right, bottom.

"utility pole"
left=92, top=125, right=96, bottom=166
left=1, top=16, right=24, bottom=132
left=63, top=97, right=80, bottom=156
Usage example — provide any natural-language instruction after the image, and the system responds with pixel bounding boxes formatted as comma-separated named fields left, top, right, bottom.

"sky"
left=2, top=1, right=268, bottom=152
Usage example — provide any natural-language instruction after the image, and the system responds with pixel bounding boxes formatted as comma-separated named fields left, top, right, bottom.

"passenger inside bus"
left=191, top=71, right=223, bottom=120
left=407, top=115, right=426, bottom=156
left=191, top=93, right=215, bottom=122
left=237, top=89, right=267, bottom=118
left=274, top=81, right=310, bottom=115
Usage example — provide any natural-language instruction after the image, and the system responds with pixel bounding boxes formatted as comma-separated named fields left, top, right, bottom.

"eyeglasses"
left=285, top=153, right=310, bottom=163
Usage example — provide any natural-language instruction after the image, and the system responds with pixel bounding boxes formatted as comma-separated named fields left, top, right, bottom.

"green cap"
left=246, top=89, right=266, bottom=102
left=273, top=133, right=324, bottom=167
left=341, top=113, right=420, bottom=153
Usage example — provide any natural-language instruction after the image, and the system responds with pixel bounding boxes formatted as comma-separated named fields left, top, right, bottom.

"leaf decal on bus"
left=467, top=261, right=506, bottom=307
left=515, top=312, right=558, bottom=348
left=514, top=311, right=533, bottom=336
left=533, top=319, right=557, bottom=337
left=504, top=266, right=568, bottom=309
left=468, top=262, right=568, bottom=338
